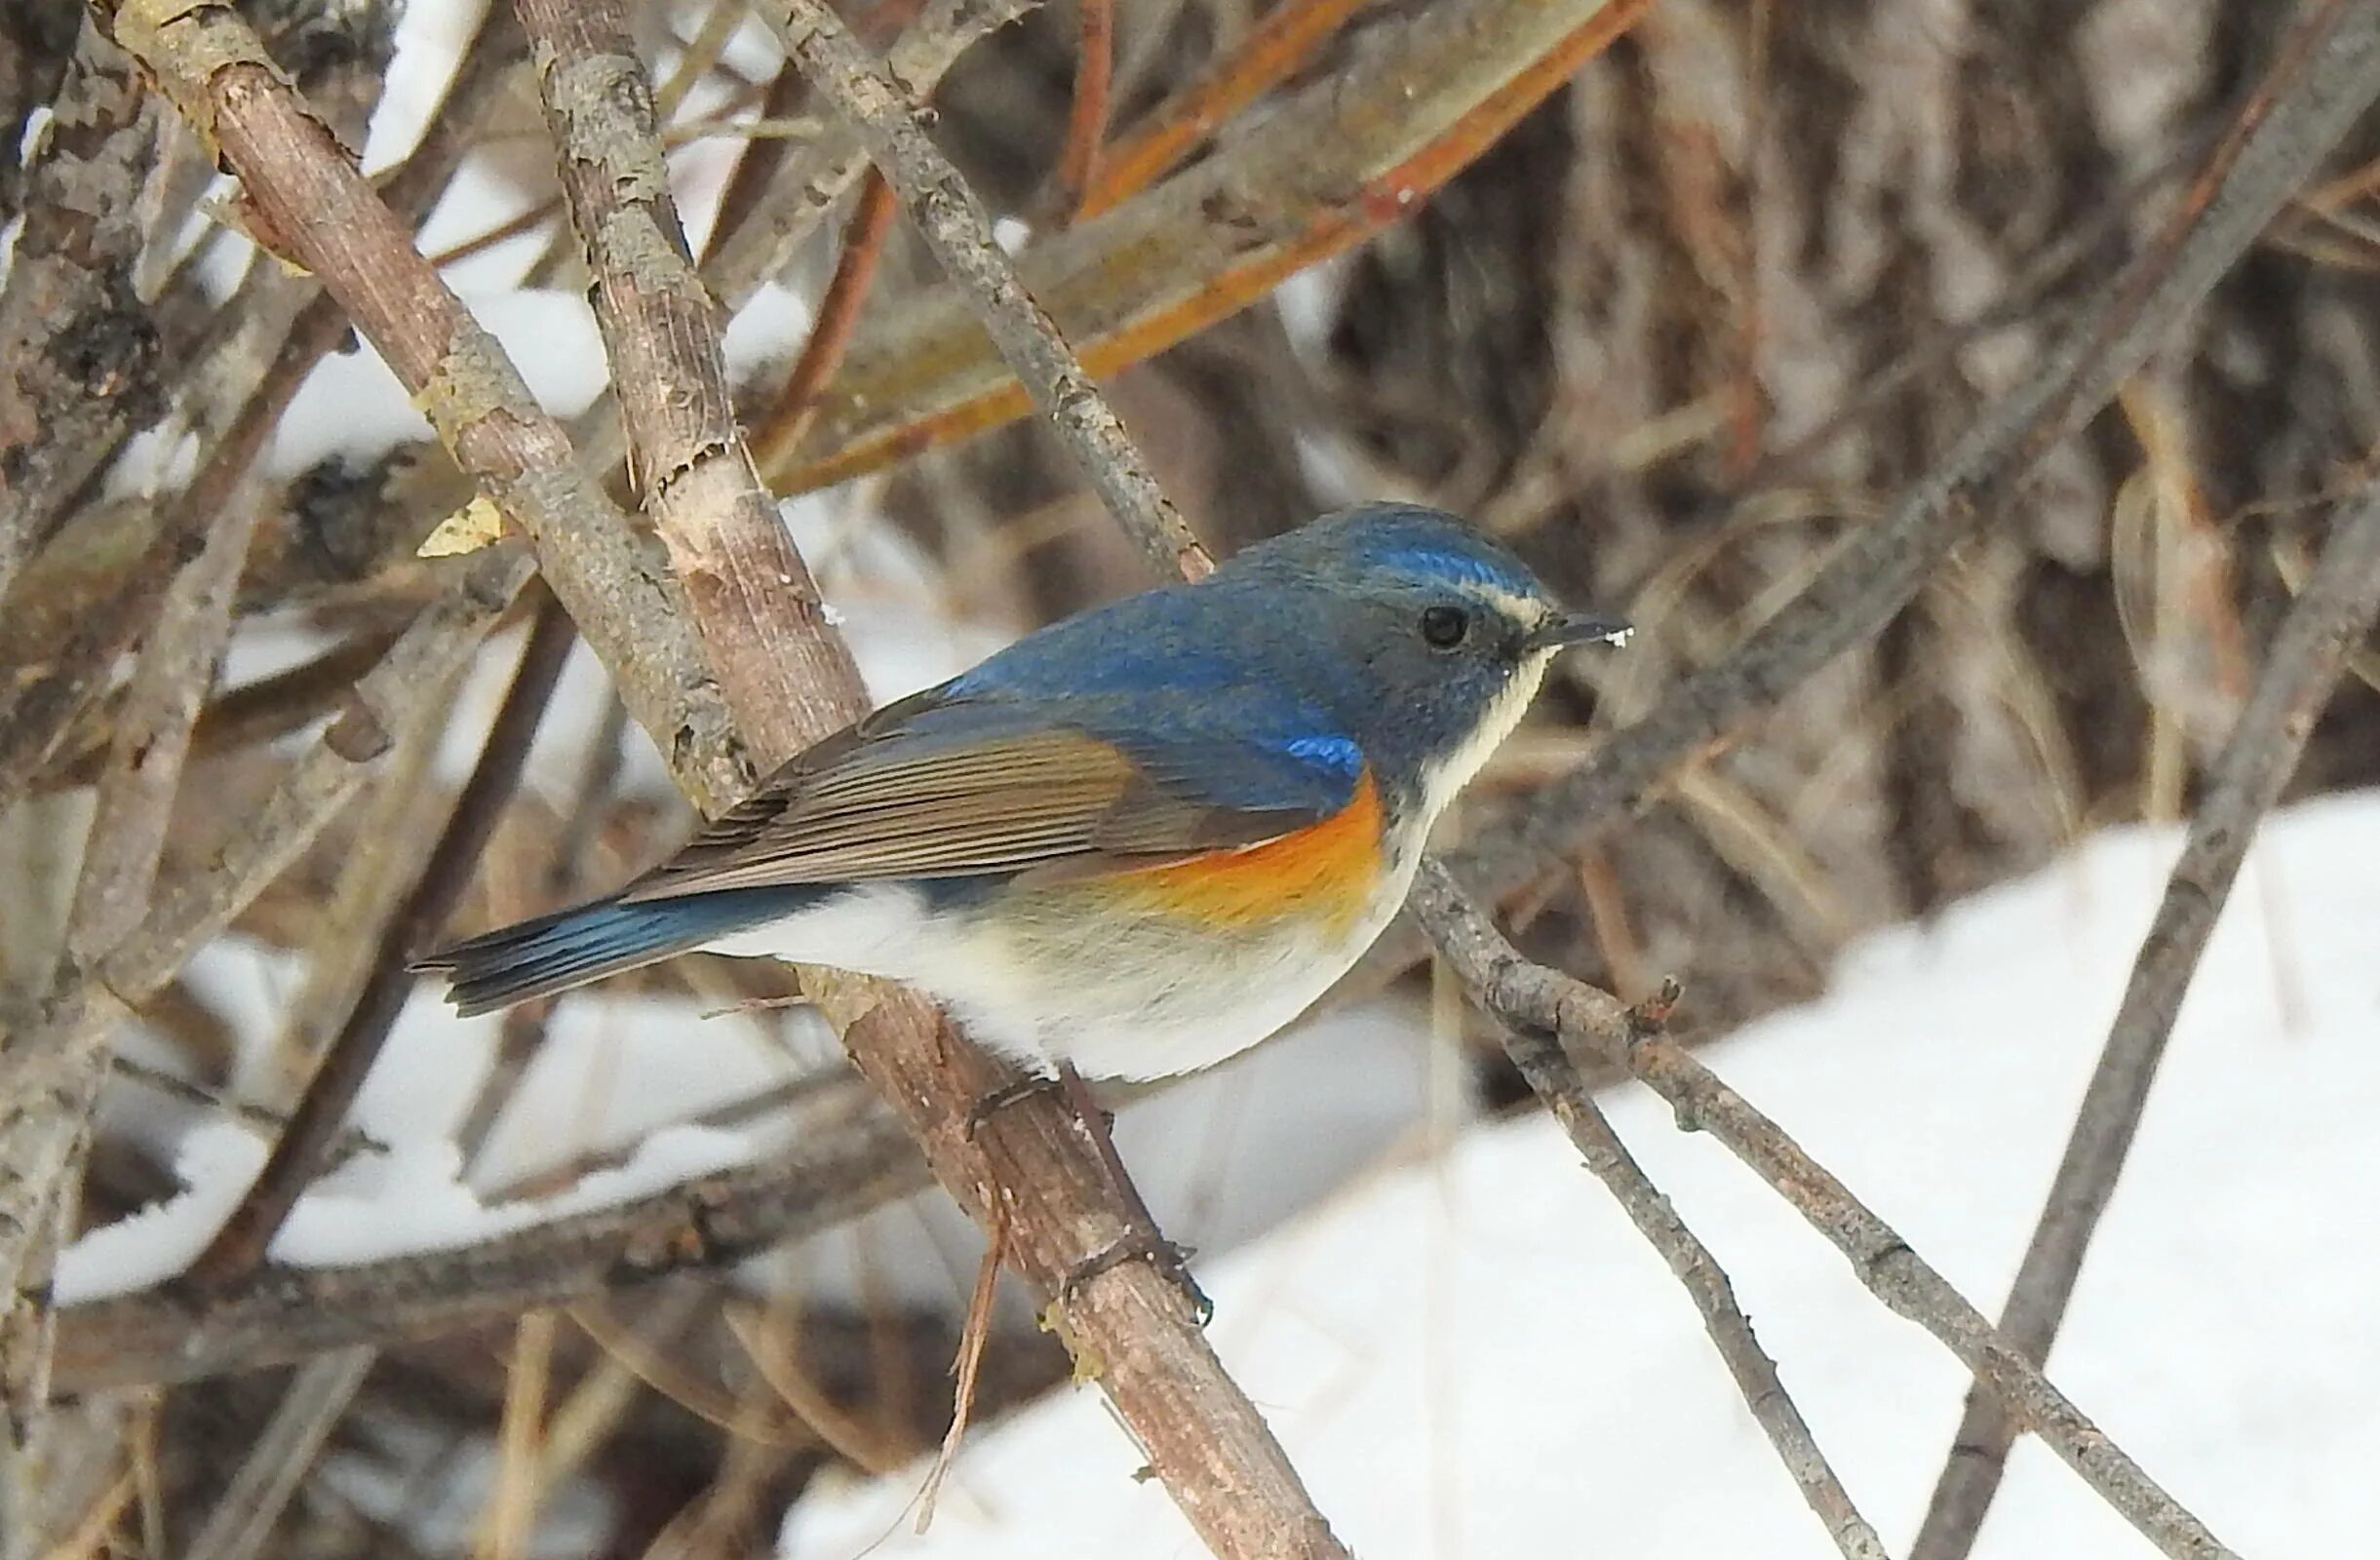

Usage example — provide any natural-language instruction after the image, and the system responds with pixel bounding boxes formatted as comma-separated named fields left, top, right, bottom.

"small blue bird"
left=420, top=503, right=1626, bottom=1082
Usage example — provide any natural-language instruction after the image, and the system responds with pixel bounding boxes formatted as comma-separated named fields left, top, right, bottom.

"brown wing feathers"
left=619, top=723, right=1273, bottom=901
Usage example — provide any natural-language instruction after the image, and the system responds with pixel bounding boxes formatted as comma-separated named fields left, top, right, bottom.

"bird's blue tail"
left=416, top=890, right=793, bottom=1017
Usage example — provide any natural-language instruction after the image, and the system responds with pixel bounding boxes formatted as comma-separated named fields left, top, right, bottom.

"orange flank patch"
left=1112, top=769, right=1386, bottom=936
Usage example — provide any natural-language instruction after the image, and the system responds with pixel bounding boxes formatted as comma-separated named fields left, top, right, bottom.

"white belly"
left=706, top=855, right=1418, bottom=1082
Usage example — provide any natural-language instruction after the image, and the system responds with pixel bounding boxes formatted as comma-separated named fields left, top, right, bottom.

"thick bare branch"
left=516, top=0, right=864, bottom=769
left=96, top=0, right=748, bottom=815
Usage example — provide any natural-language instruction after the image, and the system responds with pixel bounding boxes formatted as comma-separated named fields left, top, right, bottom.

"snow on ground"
left=780, top=792, right=2380, bottom=1560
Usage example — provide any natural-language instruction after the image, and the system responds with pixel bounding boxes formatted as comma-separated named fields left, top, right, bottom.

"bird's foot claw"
left=1058, top=1231, right=1211, bottom=1325
left=961, top=1073, right=1064, bottom=1140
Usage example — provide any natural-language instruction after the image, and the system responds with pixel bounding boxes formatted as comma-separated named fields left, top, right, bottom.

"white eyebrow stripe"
left=1467, top=581, right=1552, bottom=624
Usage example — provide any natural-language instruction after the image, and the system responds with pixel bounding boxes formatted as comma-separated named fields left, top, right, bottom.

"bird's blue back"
left=927, top=573, right=1371, bottom=820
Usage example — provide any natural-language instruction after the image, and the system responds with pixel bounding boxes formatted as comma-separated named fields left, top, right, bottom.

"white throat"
left=1416, top=649, right=1554, bottom=827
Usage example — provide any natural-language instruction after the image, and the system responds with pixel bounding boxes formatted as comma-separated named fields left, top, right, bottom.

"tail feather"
left=416, top=891, right=791, bottom=1017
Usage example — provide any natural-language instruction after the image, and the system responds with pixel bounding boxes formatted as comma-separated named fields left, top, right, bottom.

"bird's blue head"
left=1222, top=502, right=1629, bottom=816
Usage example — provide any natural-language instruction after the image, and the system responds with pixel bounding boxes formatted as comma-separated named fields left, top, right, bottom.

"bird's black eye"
left=1420, top=604, right=1470, bottom=648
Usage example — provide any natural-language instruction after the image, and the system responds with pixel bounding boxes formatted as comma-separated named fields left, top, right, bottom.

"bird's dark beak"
left=1525, top=610, right=1632, bottom=653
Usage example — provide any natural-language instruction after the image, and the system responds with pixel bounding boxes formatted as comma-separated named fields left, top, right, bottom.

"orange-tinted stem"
left=755, top=170, right=902, bottom=470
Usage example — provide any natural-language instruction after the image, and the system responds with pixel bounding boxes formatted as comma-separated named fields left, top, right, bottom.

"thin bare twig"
left=917, top=1206, right=1009, bottom=1531
left=1908, top=466, right=2380, bottom=1558
left=765, top=0, right=1214, bottom=582
left=1470, top=962, right=1888, bottom=1558
left=182, top=596, right=576, bottom=1294
left=178, top=1347, right=377, bottom=1560
left=38, top=627, right=405, bottom=797
left=1409, top=863, right=2239, bottom=1560
left=1052, top=0, right=1115, bottom=219
left=753, top=170, right=900, bottom=470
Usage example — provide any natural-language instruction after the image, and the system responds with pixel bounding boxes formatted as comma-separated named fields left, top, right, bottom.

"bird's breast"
left=1100, top=767, right=1388, bottom=938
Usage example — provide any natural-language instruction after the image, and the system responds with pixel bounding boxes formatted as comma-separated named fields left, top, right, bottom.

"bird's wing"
left=617, top=689, right=1364, bottom=902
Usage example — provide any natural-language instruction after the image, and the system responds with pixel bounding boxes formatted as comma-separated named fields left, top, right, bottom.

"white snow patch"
left=55, top=1120, right=760, bottom=1303
left=779, top=792, right=2380, bottom=1560
left=52, top=1123, right=268, bottom=1301
left=270, top=289, right=607, bottom=475
left=359, top=0, right=488, bottom=175
left=722, top=281, right=820, bottom=386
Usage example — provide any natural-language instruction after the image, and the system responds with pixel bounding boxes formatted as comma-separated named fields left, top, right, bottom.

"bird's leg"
left=1049, top=1062, right=1211, bottom=1325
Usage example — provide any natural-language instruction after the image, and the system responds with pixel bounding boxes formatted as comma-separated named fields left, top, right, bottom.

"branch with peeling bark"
left=98, top=0, right=746, bottom=816
left=0, top=21, right=160, bottom=604
left=517, top=0, right=863, bottom=770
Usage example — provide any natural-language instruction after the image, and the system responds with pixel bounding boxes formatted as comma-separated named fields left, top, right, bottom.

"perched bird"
left=420, top=503, right=1626, bottom=1082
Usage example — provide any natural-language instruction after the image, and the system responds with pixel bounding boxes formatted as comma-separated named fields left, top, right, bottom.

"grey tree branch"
left=761, top=0, right=1215, bottom=582
left=48, top=1077, right=919, bottom=1393
left=96, top=0, right=749, bottom=816
left=1908, top=466, right=2380, bottom=1558
left=1407, top=862, right=2240, bottom=1560
left=0, top=20, right=160, bottom=604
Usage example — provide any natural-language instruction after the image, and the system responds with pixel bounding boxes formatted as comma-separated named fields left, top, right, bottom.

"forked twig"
left=1481, top=971, right=1890, bottom=1558
left=1409, top=863, right=2239, bottom=1560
